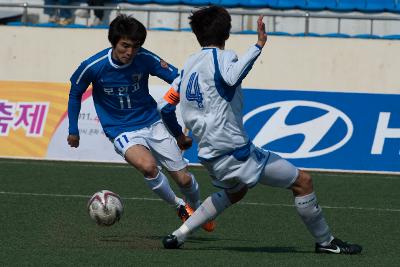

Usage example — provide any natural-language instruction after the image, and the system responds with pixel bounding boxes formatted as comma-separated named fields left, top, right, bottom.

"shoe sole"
left=202, top=221, right=216, bottom=232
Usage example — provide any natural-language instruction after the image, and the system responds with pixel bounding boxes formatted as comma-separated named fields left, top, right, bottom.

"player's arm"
left=158, top=87, right=184, bottom=142
left=157, top=76, right=191, bottom=150
left=220, top=15, right=267, bottom=86
left=256, top=15, right=268, bottom=48
left=158, top=89, right=182, bottom=138
left=67, top=62, right=92, bottom=148
left=147, top=52, right=190, bottom=149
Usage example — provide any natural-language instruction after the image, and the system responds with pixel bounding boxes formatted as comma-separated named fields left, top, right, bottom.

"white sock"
left=320, top=236, right=335, bottom=246
left=144, top=172, right=184, bottom=207
left=295, top=192, right=333, bottom=244
left=179, top=174, right=201, bottom=209
left=173, top=190, right=231, bottom=242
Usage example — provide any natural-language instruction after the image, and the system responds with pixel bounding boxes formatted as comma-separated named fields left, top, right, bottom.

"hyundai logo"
left=243, top=100, right=353, bottom=158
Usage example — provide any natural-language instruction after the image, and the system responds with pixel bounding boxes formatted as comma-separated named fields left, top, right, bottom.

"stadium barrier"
left=2, top=2, right=400, bottom=36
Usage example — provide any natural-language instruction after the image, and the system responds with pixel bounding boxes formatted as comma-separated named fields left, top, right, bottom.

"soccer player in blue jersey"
left=67, top=14, right=214, bottom=231
left=160, top=6, right=362, bottom=254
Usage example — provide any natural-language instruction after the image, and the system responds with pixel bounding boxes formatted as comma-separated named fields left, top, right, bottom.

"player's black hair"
left=108, top=14, right=147, bottom=47
left=189, top=6, right=231, bottom=47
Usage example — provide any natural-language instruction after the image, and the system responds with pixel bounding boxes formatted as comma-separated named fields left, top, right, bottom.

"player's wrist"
left=256, top=40, right=266, bottom=49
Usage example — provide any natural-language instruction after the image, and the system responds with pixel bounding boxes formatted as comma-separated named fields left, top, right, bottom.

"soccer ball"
left=87, top=190, right=123, bottom=226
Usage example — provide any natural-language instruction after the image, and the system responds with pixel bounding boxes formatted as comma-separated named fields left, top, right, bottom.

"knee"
left=139, top=162, right=159, bottom=178
left=170, top=169, right=192, bottom=188
left=299, top=170, right=313, bottom=189
left=291, top=170, right=313, bottom=196
left=177, top=172, right=193, bottom=188
left=226, top=186, right=248, bottom=204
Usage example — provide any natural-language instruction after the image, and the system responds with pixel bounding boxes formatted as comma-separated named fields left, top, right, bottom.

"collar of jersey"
left=202, top=47, right=218, bottom=51
left=107, top=48, right=133, bottom=69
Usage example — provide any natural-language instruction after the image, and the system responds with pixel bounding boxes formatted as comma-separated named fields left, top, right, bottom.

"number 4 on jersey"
left=186, top=72, right=204, bottom=108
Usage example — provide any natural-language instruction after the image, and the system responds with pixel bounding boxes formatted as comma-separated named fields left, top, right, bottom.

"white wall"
left=0, top=25, right=399, bottom=94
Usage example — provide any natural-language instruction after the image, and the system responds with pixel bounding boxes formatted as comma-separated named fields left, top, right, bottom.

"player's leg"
left=291, top=170, right=362, bottom=254
left=89, top=0, right=103, bottom=18
left=163, top=183, right=248, bottom=249
left=259, top=155, right=333, bottom=244
left=168, top=169, right=201, bottom=209
left=290, top=170, right=334, bottom=245
left=44, top=0, right=58, bottom=22
left=125, top=145, right=184, bottom=207
left=113, top=132, right=184, bottom=208
left=146, top=122, right=202, bottom=210
left=259, top=152, right=362, bottom=254
left=168, top=167, right=217, bottom=232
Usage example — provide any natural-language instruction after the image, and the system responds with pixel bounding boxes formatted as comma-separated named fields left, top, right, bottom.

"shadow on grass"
left=194, top=246, right=309, bottom=253
left=99, top=235, right=309, bottom=253
left=100, top=235, right=254, bottom=243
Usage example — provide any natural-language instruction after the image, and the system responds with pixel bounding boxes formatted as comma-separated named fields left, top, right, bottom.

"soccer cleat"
left=163, top=234, right=183, bottom=249
left=177, top=204, right=216, bottom=232
left=315, top=238, right=362, bottom=254
left=201, top=219, right=216, bottom=232
left=177, top=204, right=194, bottom=223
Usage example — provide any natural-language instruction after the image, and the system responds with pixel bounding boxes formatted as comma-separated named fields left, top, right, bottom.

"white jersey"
left=175, top=45, right=262, bottom=160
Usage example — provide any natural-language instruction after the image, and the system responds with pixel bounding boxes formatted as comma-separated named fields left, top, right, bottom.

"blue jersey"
left=68, top=47, right=178, bottom=139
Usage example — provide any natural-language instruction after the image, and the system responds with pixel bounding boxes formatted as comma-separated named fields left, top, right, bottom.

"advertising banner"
left=1, top=81, right=399, bottom=173
left=0, top=81, right=69, bottom=158
left=183, top=89, right=400, bottom=173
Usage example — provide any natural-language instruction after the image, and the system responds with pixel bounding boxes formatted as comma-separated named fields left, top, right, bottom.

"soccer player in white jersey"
left=159, top=6, right=361, bottom=254
left=67, top=14, right=214, bottom=231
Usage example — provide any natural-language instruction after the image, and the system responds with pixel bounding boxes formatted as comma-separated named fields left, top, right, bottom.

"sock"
left=320, top=235, right=335, bottom=246
left=144, top=172, right=184, bottom=207
left=179, top=174, right=201, bottom=209
left=173, top=190, right=231, bottom=242
left=295, top=192, right=333, bottom=244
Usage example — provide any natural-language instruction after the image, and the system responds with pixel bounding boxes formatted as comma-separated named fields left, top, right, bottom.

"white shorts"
left=113, top=121, right=187, bottom=171
left=200, top=143, right=298, bottom=190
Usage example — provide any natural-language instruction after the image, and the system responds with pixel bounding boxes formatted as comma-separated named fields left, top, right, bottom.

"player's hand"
left=176, top=134, right=193, bottom=151
left=256, top=15, right=267, bottom=48
left=67, top=134, right=80, bottom=148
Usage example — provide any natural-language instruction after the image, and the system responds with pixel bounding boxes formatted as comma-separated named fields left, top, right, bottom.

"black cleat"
left=162, top=234, right=184, bottom=249
left=315, top=238, right=362, bottom=254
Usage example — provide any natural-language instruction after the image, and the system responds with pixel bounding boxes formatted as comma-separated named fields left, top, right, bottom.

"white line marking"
left=1, top=191, right=399, bottom=213
left=242, top=201, right=400, bottom=212
left=0, top=191, right=159, bottom=202
left=314, top=173, right=400, bottom=180
left=0, top=159, right=130, bottom=169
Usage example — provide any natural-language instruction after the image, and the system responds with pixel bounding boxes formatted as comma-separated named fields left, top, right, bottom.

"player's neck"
left=203, top=45, right=225, bottom=50
left=111, top=53, right=125, bottom=66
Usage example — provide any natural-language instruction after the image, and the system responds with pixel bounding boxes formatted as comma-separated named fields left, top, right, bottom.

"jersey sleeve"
left=68, top=61, right=92, bottom=136
left=218, top=45, right=262, bottom=87
left=146, top=52, right=179, bottom=84
left=157, top=75, right=183, bottom=138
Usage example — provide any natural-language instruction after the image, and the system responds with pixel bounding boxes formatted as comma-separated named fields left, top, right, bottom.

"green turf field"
left=0, top=158, right=399, bottom=266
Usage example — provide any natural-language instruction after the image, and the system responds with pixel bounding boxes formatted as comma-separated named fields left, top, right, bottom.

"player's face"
left=112, top=38, right=140, bottom=64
